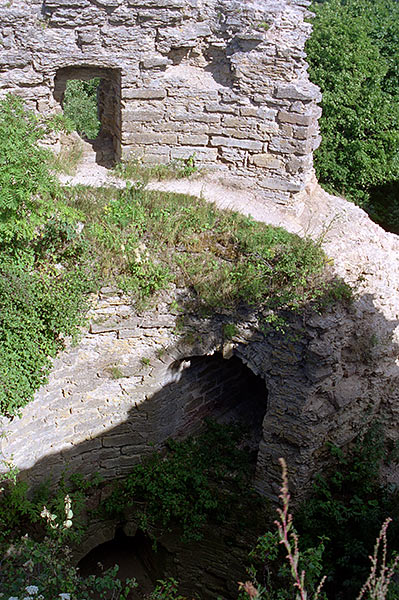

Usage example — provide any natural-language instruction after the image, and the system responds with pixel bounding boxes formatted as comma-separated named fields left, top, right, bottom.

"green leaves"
left=307, top=0, right=399, bottom=202
left=0, top=95, right=56, bottom=248
left=296, top=425, right=399, bottom=597
left=102, top=421, right=252, bottom=542
left=63, top=78, right=101, bottom=139
left=0, top=262, right=92, bottom=416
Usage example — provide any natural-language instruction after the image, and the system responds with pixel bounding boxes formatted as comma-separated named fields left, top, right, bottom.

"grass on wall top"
left=0, top=94, right=350, bottom=417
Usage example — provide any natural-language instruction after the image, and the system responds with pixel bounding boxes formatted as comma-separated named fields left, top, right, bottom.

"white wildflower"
left=25, top=587, right=39, bottom=596
left=59, top=594, right=71, bottom=600
left=40, top=506, right=59, bottom=529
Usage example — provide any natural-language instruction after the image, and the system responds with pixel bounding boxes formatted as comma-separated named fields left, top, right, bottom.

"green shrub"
left=101, top=420, right=256, bottom=542
left=296, top=426, right=399, bottom=598
left=63, top=78, right=101, bottom=139
left=0, top=94, right=56, bottom=248
left=0, top=501, right=135, bottom=600
left=0, top=261, right=92, bottom=416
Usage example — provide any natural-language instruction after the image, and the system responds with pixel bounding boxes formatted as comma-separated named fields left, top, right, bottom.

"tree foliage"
left=63, top=78, right=101, bottom=139
left=0, top=95, right=92, bottom=416
left=307, top=0, right=399, bottom=205
left=0, top=95, right=56, bottom=248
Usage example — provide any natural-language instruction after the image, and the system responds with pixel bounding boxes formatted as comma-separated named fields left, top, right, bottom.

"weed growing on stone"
left=114, top=154, right=198, bottom=183
left=100, top=420, right=259, bottom=542
left=223, top=323, right=238, bottom=339
left=108, top=365, right=125, bottom=379
left=49, top=134, right=85, bottom=176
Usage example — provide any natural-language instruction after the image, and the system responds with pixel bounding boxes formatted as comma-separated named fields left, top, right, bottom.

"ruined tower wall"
left=0, top=0, right=321, bottom=203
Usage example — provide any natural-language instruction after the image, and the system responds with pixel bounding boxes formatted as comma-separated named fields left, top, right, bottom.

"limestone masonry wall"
left=0, top=0, right=321, bottom=202
left=1, top=282, right=397, bottom=500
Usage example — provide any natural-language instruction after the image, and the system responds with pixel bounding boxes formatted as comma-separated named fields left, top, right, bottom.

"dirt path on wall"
left=59, top=162, right=399, bottom=340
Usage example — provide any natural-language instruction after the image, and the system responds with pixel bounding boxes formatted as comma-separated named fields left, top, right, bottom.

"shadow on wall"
left=3, top=286, right=399, bottom=593
left=11, top=286, right=399, bottom=501
left=20, top=347, right=269, bottom=486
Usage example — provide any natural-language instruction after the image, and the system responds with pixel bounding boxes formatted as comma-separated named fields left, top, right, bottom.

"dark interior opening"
left=78, top=529, right=169, bottom=600
left=53, top=66, right=121, bottom=167
left=77, top=354, right=268, bottom=597
left=165, top=352, right=268, bottom=455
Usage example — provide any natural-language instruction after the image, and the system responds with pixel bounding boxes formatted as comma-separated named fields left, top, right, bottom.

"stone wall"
left=0, top=0, right=321, bottom=202
left=1, top=281, right=397, bottom=501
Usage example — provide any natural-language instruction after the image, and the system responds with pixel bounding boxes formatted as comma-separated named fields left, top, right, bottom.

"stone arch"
left=161, top=352, right=268, bottom=454
left=78, top=527, right=169, bottom=598
left=53, top=65, right=122, bottom=166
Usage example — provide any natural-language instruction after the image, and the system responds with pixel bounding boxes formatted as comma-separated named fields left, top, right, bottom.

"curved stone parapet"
left=2, top=279, right=397, bottom=501
left=0, top=0, right=321, bottom=202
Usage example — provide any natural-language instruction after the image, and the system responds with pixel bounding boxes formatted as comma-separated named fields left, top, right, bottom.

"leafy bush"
left=240, top=458, right=399, bottom=600
left=101, top=420, right=256, bottom=542
left=0, top=495, right=135, bottom=600
left=0, top=261, right=92, bottom=416
left=307, top=0, right=399, bottom=208
left=0, top=95, right=56, bottom=248
left=295, top=426, right=399, bottom=599
left=63, top=78, right=101, bottom=139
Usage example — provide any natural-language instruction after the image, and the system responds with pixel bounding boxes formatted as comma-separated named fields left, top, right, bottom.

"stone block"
left=210, top=137, right=262, bottom=151
left=251, top=153, right=283, bottom=169
left=286, top=155, right=311, bottom=174
left=178, top=134, right=209, bottom=146
left=90, top=319, right=120, bottom=333
left=124, top=109, right=163, bottom=123
left=269, top=137, right=312, bottom=155
left=259, top=176, right=303, bottom=193
left=0, top=51, right=30, bottom=70
left=102, top=433, right=136, bottom=447
left=140, top=153, right=171, bottom=164
left=206, top=103, right=235, bottom=114
left=118, top=328, right=142, bottom=338
left=122, top=132, right=164, bottom=144
left=123, top=88, right=166, bottom=100
left=224, top=128, right=262, bottom=141
left=274, top=82, right=322, bottom=103
left=222, top=115, right=246, bottom=128
left=219, top=147, right=245, bottom=164
left=240, top=106, right=258, bottom=117
left=257, top=108, right=278, bottom=120
left=193, top=113, right=221, bottom=124
left=277, top=107, right=322, bottom=127
left=171, top=146, right=218, bottom=160
left=293, top=124, right=318, bottom=140
left=140, top=56, right=171, bottom=69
